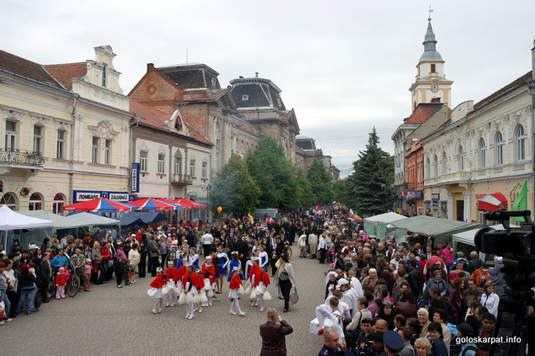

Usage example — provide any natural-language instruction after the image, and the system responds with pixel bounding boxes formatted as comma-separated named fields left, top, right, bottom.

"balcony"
left=171, top=174, right=193, bottom=186
left=0, top=149, right=45, bottom=170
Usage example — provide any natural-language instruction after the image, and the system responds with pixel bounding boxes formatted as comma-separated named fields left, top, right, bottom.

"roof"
left=158, top=63, right=221, bottom=90
left=44, top=62, right=87, bottom=90
left=230, top=77, right=286, bottom=111
left=473, top=71, right=532, bottom=110
left=364, top=212, right=407, bottom=225
left=18, top=210, right=87, bottom=230
left=0, top=49, right=64, bottom=88
left=66, top=212, right=120, bottom=226
left=404, top=103, right=444, bottom=124
left=419, top=20, right=443, bottom=62
left=392, top=215, right=485, bottom=245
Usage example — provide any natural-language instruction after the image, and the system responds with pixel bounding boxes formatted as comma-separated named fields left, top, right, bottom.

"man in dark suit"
left=407, top=259, right=425, bottom=298
left=260, top=308, right=293, bottom=356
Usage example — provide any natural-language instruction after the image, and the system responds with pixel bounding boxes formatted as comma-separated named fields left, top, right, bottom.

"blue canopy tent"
left=119, top=212, right=169, bottom=226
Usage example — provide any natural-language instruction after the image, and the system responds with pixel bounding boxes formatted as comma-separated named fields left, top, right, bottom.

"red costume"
left=55, top=273, right=67, bottom=286
left=150, top=275, right=167, bottom=289
left=254, top=271, right=270, bottom=287
left=201, top=263, right=217, bottom=284
left=229, top=274, right=243, bottom=290
left=182, top=270, right=198, bottom=289
left=249, top=264, right=261, bottom=282
left=196, top=274, right=205, bottom=289
left=177, top=265, right=186, bottom=281
left=165, top=267, right=180, bottom=281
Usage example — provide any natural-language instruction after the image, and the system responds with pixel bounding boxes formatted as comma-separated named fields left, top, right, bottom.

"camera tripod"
left=489, top=288, right=535, bottom=356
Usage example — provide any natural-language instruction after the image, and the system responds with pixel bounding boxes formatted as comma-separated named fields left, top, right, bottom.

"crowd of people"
left=0, top=205, right=529, bottom=356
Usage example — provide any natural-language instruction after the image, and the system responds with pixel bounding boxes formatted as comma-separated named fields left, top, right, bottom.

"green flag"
left=512, top=180, right=528, bottom=221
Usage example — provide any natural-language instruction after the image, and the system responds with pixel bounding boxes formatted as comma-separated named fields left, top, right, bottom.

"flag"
left=512, top=180, right=528, bottom=221
left=248, top=213, right=254, bottom=222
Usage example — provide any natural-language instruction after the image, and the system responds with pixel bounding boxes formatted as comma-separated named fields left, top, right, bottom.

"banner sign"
left=73, top=190, right=131, bottom=203
left=131, top=163, right=140, bottom=193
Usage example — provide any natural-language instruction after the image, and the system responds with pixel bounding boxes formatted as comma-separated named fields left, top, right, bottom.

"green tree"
left=245, top=137, right=299, bottom=210
left=294, top=168, right=316, bottom=207
left=333, top=178, right=349, bottom=206
left=346, top=127, right=394, bottom=216
left=208, top=154, right=261, bottom=215
left=307, top=158, right=334, bottom=205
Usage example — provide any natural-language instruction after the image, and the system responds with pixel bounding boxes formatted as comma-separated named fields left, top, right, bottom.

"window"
left=104, top=139, right=112, bottom=165
left=242, top=94, right=249, bottom=101
left=33, top=126, right=43, bottom=154
left=458, top=146, right=464, bottom=171
left=514, top=124, right=526, bottom=161
left=102, top=64, right=107, bottom=87
left=92, top=137, right=100, bottom=163
left=140, top=151, right=148, bottom=171
left=434, top=154, right=438, bottom=177
left=442, top=152, right=447, bottom=174
left=431, top=64, right=436, bottom=73
left=190, top=159, right=196, bottom=178
left=29, top=193, right=43, bottom=211
left=158, top=153, right=165, bottom=174
left=0, top=192, right=17, bottom=210
left=53, top=193, right=65, bottom=214
left=495, top=131, right=504, bottom=165
left=478, top=138, right=486, bottom=168
left=57, top=130, right=66, bottom=159
left=426, top=157, right=430, bottom=178
left=202, top=161, right=208, bottom=179
left=174, top=152, right=182, bottom=175
left=5, top=120, right=17, bottom=151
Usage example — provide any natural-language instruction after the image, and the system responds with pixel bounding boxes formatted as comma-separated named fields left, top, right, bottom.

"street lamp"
left=200, top=183, right=212, bottom=192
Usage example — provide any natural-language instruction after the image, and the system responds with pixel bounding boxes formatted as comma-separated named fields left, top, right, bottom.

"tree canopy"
left=346, top=128, right=394, bottom=216
left=307, top=158, right=334, bottom=205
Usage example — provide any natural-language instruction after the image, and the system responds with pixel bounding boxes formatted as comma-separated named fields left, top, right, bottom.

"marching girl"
left=229, top=267, right=245, bottom=316
left=181, top=262, right=198, bottom=320
left=227, top=252, right=242, bottom=282
left=216, top=245, right=229, bottom=294
left=248, top=256, right=261, bottom=307
left=201, top=256, right=217, bottom=307
left=164, top=261, right=180, bottom=307
left=258, top=245, right=269, bottom=274
left=188, top=247, right=200, bottom=270
left=254, top=265, right=271, bottom=312
left=148, top=267, right=168, bottom=314
left=195, top=273, right=206, bottom=313
left=245, top=253, right=255, bottom=282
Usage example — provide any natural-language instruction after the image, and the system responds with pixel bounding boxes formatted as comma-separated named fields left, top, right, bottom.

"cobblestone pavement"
left=1, top=247, right=329, bottom=356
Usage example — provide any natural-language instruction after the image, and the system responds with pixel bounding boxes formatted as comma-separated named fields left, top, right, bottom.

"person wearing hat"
left=338, top=278, right=360, bottom=319
left=164, top=260, right=179, bottom=307
left=229, top=266, right=245, bottom=316
left=182, top=262, right=199, bottom=320
left=215, top=245, right=229, bottom=294
left=201, top=256, right=217, bottom=307
left=226, top=251, right=242, bottom=282
left=383, top=330, right=404, bottom=355
left=148, top=267, right=168, bottom=314
left=457, top=322, right=478, bottom=356
left=248, top=256, right=261, bottom=307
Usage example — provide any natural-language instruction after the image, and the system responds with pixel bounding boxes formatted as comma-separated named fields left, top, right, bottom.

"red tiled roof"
left=404, top=103, right=444, bottom=124
left=0, top=49, right=64, bottom=88
left=473, top=71, right=532, bottom=110
left=44, top=62, right=87, bottom=90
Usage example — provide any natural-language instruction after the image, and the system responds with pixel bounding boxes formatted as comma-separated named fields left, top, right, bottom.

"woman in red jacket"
left=100, top=243, right=112, bottom=282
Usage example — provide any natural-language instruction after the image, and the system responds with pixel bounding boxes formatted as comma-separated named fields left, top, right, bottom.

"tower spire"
left=419, top=10, right=443, bottom=62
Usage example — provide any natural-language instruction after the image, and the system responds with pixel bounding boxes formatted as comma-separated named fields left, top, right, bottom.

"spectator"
left=427, top=322, right=448, bottom=356
left=471, top=264, right=490, bottom=288
left=432, top=309, right=451, bottom=351
left=397, top=327, right=415, bottom=356
left=318, top=330, right=344, bottom=356
left=417, top=308, right=431, bottom=338
left=480, top=282, right=499, bottom=317
left=259, top=308, right=293, bottom=356
left=414, top=337, right=432, bottom=356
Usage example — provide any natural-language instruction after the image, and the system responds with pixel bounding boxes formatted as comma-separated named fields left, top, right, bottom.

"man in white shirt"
left=200, top=229, right=214, bottom=258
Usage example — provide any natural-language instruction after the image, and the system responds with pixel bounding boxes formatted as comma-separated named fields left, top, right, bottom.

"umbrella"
left=128, top=198, right=183, bottom=211
left=477, top=193, right=508, bottom=212
left=171, top=198, right=208, bottom=209
left=62, top=198, right=134, bottom=213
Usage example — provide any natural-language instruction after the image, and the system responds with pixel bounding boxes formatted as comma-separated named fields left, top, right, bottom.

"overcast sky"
left=2, top=0, right=535, bottom=177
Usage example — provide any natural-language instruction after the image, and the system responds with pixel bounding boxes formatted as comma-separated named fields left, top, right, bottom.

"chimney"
left=147, top=63, right=155, bottom=70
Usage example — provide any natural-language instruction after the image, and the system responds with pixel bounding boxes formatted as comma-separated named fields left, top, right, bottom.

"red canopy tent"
left=162, top=198, right=207, bottom=209
left=62, top=198, right=134, bottom=213
left=477, top=193, right=508, bottom=212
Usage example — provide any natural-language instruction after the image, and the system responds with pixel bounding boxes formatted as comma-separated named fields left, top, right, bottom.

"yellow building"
left=0, top=46, right=132, bottom=211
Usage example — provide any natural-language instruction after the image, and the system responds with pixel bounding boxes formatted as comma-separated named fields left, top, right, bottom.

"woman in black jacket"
left=15, top=264, right=37, bottom=315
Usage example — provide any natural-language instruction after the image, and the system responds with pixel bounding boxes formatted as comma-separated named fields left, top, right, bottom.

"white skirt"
left=147, top=288, right=162, bottom=299
left=229, top=289, right=239, bottom=299
left=255, top=282, right=265, bottom=295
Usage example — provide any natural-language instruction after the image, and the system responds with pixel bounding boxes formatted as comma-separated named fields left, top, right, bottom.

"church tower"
left=409, top=14, right=453, bottom=110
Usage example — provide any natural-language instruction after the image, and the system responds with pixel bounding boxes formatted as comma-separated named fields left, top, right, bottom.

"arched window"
left=426, top=157, right=431, bottom=178
left=458, top=146, right=464, bottom=171
left=434, top=154, right=438, bottom=177
left=478, top=138, right=486, bottom=168
left=0, top=193, right=17, bottom=210
left=442, top=151, right=447, bottom=174
left=29, top=192, right=43, bottom=211
left=53, top=193, right=65, bottom=214
left=495, top=131, right=504, bottom=165
left=514, top=124, right=526, bottom=161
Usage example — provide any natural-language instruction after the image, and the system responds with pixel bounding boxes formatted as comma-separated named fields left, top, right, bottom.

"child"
left=165, top=260, right=179, bottom=307
left=216, top=245, right=229, bottom=294
left=114, top=256, right=125, bottom=288
left=55, top=267, right=67, bottom=299
left=258, top=245, right=269, bottom=274
left=229, top=267, right=245, bottom=316
left=254, top=265, right=271, bottom=312
left=188, top=247, right=199, bottom=270
left=182, top=262, right=198, bottom=320
left=227, top=252, right=242, bottom=282
left=248, top=256, right=261, bottom=307
left=148, top=267, right=167, bottom=314
left=85, top=259, right=92, bottom=290
left=201, top=256, right=217, bottom=307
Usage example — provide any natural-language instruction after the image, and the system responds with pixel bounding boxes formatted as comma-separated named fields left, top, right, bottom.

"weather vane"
left=428, top=6, right=434, bottom=21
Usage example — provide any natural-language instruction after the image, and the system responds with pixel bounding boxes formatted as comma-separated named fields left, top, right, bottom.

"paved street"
left=1, top=247, right=329, bottom=356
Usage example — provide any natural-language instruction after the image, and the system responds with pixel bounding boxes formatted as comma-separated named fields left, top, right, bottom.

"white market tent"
left=18, top=210, right=88, bottom=230
left=0, top=205, right=54, bottom=249
left=363, top=212, right=407, bottom=241
left=66, top=212, right=121, bottom=226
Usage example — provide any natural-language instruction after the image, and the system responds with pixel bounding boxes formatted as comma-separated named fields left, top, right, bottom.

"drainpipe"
left=68, top=94, right=79, bottom=205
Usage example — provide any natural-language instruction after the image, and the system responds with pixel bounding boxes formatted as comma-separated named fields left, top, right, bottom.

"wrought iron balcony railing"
left=0, top=149, right=45, bottom=167
left=171, top=174, right=193, bottom=185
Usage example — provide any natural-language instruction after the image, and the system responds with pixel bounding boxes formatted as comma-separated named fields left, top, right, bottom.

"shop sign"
left=440, top=201, right=448, bottom=210
left=131, top=163, right=140, bottom=193
left=431, top=193, right=440, bottom=200
left=73, top=190, right=134, bottom=203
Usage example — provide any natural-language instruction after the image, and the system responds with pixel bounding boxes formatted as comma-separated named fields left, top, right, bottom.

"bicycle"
left=48, top=267, right=81, bottom=298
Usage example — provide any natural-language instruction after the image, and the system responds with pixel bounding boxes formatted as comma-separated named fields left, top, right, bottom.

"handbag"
left=289, top=287, right=299, bottom=305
